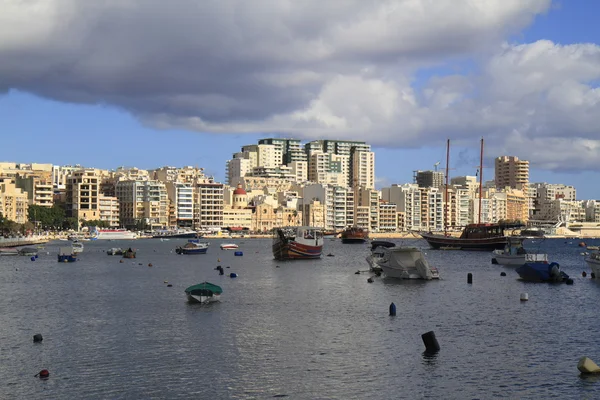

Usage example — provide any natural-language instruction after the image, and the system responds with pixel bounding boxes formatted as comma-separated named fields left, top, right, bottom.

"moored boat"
left=368, top=242, right=439, bottom=280
left=122, top=248, right=136, bottom=258
left=220, top=243, right=239, bottom=250
left=90, top=228, right=137, bottom=240
left=72, top=241, right=84, bottom=254
left=0, top=248, right=19, bottom=256
left=272, top=226, right=323, bottom=260
left=585, top=251, right=600, bottom=278
left=341, top=226, right=368, bottom=244
left=421, top=223, right=522, bottom=251
left=515, top=261, right=569, bottom=283
left=18, top=247, right=38, bottom=256
left=185, top=282, right=223, bottom=303
left=176, top=240, right=209, bottom=255
left=492, top=237, right=548, bottom=266
left=107, top=247, right=124, bottom=255
left=58, top=247, right=77, bottom=262
left=152, top=229, right=199, bottom=239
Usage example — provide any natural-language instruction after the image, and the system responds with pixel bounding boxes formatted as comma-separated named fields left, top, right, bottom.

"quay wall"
left=0, top=236, right=49, bottom=248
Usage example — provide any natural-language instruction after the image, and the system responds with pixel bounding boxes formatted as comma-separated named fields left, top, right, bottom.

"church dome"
left=233, top=184, right=246, bottom=195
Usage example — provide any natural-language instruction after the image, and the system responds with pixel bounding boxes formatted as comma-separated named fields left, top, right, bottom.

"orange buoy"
left=36, top=369, right=50, bottom=379
left=148, top=263, right=153, bottom=267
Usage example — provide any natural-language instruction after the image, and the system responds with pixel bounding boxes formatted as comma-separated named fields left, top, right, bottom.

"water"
left=1, top=237, right=600, bottom=399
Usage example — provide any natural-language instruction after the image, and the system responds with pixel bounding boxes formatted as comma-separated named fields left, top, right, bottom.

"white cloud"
left=5, top=0, right=600, bottom=172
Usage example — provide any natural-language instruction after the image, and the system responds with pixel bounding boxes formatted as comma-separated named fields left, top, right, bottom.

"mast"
left=444, top=139, right=450, bottom=236
left=478, top=137, right=484, bottom=225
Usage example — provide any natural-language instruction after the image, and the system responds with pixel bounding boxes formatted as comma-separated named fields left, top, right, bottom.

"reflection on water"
left=0, top=237, right=599, bottom=399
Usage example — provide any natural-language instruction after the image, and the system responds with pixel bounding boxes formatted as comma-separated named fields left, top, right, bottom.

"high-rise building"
left=414, top=170, right=445, bottom=189
left=258, top=138, right=307, bottom=165
left=65, top=169, right=105, bottom=227
left=0, top=178, right=29, bottom=224
left=115, top=180, right=168, bottom=229
left=351, top=150, right=375, bottom=190
left=495, top=156, right=529, bottom=190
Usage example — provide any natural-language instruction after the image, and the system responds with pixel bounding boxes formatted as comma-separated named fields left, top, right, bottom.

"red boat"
left=341, top=226, right=369, bottom=244
left=272, top=226, right=324, bottom=260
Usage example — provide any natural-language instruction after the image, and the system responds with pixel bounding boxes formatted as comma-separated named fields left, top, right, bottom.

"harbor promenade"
left=0, top=235, right=50, bottom=248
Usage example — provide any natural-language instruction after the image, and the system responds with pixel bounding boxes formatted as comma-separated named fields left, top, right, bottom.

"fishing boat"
left=367, top=241, right=439, bottom=280
left=420, top=138, right=523, bottom=251
left=175, top=240, right=209, bottom=255
left=185, top=282, right=223, bottom=303
left=58, top=247, right=77, bottom=262
left=515, top=261, right=569, bottom=283
left=584, top=251, right=600, bottom=278
left=72, top=241, right=84, bottom=254
left=272, top=226, right=324, bottom=260
left=220, top=243, right=239, bottom=250
left=107, top=247, right=124, bottom=255
left=122, top=248, right=136, bottom=258
left=491, top=237, right=548, bottom=266
left=340, top=226, right=369, bottom=244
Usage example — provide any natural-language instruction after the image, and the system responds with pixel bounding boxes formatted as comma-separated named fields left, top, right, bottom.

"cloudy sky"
left=1, top=0, right=599, bottom=198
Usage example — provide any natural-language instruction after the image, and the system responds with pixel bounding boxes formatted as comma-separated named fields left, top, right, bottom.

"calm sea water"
left=1, top=237, right=600, bottom=399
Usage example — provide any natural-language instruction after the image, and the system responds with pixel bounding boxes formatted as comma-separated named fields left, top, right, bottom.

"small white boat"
left=107, top=247, right=124, bottom=256
left=367, top=241, right=439, bottom=280
left=220, top=243, right=239, bottom=250
left=492, top=237, right=547, bottom=266
left=18, top=247, right=38, bottom=256
left=585, top=251, right=600, bottom=278
left=72, top=241, right=84, bottom=254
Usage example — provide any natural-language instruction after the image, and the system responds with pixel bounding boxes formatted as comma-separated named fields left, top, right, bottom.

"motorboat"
left=220, top=243, right=239, bottom=250
left=585, top=251, right=600, bottom=278
left=18, top=247, right=38, bottom=256
left=107, top=247, right=124, bottom=255
left=90, top=228, right=137, bottom=240
left=366, top=241, right=397, bottom=272
left=185, top=282, right=223, bottom=304
left=515, top=261, right=569, bottom=283
left=0, top=248, right=19, bottom=256
left=492, top=237, right=548, bottom=266
left=58, top=247, right=77, bottom=263
left=72, top=241, right=84, bottom=254
left=368, top=241, right=439, bottom=280
left=176, top=240, right=209, bottom=255
left=272, top=226, right=323, bottom=260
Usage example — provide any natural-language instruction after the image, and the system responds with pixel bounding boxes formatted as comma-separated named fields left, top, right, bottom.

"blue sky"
left=1, top=0, right=599, bottom=199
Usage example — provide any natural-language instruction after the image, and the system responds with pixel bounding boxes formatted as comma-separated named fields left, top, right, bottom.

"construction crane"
left=433, top=161, right=440, bottom=171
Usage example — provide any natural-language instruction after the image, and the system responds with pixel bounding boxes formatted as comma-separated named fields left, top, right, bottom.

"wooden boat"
left=185, top=282, right=223, bottom=303
left=58, top=247, right=77, bottom=262
left=340, top=226, right=369, bottom=244
left=272, top=226, right=323, bottom=260
left=122, top=248, right=136, bottom=258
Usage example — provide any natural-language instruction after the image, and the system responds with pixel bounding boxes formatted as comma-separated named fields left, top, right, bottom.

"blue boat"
left=175, top=240, right=209, bottom=255
left=515, top=261, right=569, bottom=282
left=58, top=247, right=77, bottom=263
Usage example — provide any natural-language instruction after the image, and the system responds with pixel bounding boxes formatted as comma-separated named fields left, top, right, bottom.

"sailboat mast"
left=478, top=137, right=484, bottom=225
left=444, top=139, right=450, bottom=236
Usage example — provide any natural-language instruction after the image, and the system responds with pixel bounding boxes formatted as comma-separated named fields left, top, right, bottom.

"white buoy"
left=578, top=357, right=600, bottom=374
left=520, top=293, right=529, bottom=301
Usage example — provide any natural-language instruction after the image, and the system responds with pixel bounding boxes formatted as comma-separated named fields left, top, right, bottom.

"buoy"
left=491, top=258, right=498, bottom=264
left=520, top=293, right=529, bottom=301
left=148, top=263, right=153, bottom=267
left=164, top=280, right=168, bottom=283
left=234, top=251, right=243, bottom=256
left=467, top=273, right=473, bottom=284
left=582, top=271, right=587, bottom=277
left=230, top=273, right=237, bottom=278
left=389, top=302, right=396, bottom=316
left=119, top=260, right=124, bottom=263
left=592, top=273, right=596, bottom=279
left=35, top=254, right=38, bottom=258
left=367, top=277, right=374, bottom=283
left=327, top=253, right=334, bottom=257
left=566, top=278, right=574, bottom=285
left=167, top=284, right=172, bottom=287
left=276, top=265, right=280, bottom=268
left=226, top=266, right=230, bottom=268
left=355, top=271, right=360, bottom=275
left=138, top=263, right=143, bottom=265
left=500, top=272, right=506, bottom=276
left=36, top=369, right=50, bottom=379
left=33, top=334, right=43, bottom=343
left=579, top=242, right=586, bottom=247
left=578, top=357, right=600, bottom=374
left=421, top=331, right=440, bottom=354
left=31, top=257, right=35, bottom=261
left=217, top=258, right=221, bottom=262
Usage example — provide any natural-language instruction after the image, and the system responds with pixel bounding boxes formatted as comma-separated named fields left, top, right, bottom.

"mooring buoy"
left=33, top=334, right=43, bottom=343
left=389, top=302, right=396, bottom=316
left=578, top=357, right=600, bottom=374
left=230, top=273, right=238, bottom=278
left=500, top=272, right=506, bottom=276
left=566, top=278, right=574, bottom=285
left=520, top=293, right=529, bottom=301
left=35, top=369, right=50, bottom=379
left=467, top=273, right=473, bottom=284
left=367, top=277, right=374, bottom=283
left=582, top=271, right=587, bottom=277
left=421, top=331, right=440, bottom=353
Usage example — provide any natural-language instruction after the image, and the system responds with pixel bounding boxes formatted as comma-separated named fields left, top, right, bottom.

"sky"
left=1, top=0, right=600, bottom=198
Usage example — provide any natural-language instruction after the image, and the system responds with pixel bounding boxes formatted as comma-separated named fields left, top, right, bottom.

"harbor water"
left=1, top=237, right=600, bottom=399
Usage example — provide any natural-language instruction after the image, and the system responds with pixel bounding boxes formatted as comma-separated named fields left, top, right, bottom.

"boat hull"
left=585, top=256, right=600, bottom=278
left=516, top=262, right=568, bottom=282
left=272, top=240, right=322, bottom=260
left=178, top=248, right=208, bottom=254
left=341, top=237, right=367, bottom=244
left=421, top=233, right=508, bottom=251
left=377, top=247, right=439, bottom=280
left=187, top=293, right=220, bottom=303
left=58, top=255, right=77, bottom=262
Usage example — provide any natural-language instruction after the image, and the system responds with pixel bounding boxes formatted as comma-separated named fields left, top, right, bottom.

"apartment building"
left=0, top=178, right=29, bottom=224
left=65, top=169, right=107, bottom=226
left=414, top=170, right=445, bottom=189
left=165, top=182, right=194, bottom=228
left=378, top=202, right=398, bottom=231
left=98, top=194, right=120, bottom=227
left=495, top=156, right=529, bottom=190
left=115, top=180, right=169, bottom=229
left=194, top=181, right=224, bottom=231
left=352, top=150, right=375, bottom=190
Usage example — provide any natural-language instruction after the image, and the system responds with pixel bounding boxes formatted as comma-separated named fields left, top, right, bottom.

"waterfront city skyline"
left=1, top=1, right=600, bottom=199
